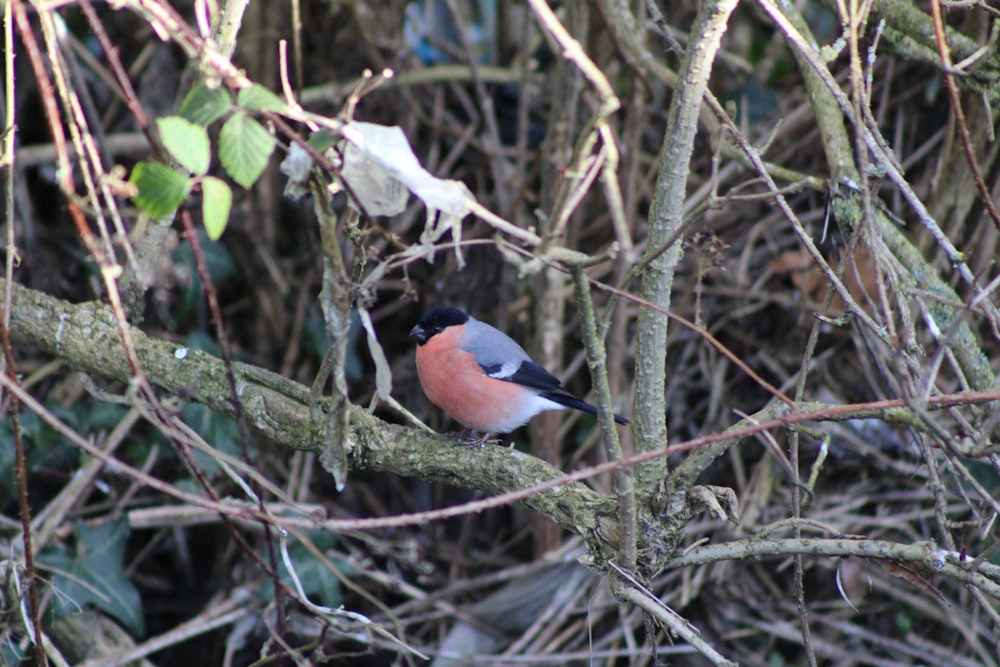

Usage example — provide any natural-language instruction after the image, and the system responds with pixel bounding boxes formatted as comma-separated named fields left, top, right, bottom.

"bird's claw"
left=449, top=431, right=503, bottom=447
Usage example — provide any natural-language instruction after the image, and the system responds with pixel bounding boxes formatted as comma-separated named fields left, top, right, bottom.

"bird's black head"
left=409, top=306, right=470, bottom=345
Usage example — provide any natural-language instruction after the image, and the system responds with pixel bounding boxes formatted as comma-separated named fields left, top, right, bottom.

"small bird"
left=409, top=306, right=629, bottom=437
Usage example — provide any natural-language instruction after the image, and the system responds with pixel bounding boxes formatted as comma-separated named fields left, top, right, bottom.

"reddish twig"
left=0, top=307, right=44, bottom=664
left=929, top=0, right=1000, bottom=230
left=13, top=0, right=290, bottom=649
left=499, top=240, right=796, bottom=407
left=178, top=210, right=287, bottom=635
left=76, top=0, right=158, bottom=152
left=6, top=4, right=58, bottom=662
left=260, top=390, right=1000, bottom=532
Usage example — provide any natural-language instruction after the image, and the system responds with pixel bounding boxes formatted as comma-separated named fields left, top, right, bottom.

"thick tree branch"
left=3, top=278, right=621, bottom=555
left=634, top=0, right=739, bottom=561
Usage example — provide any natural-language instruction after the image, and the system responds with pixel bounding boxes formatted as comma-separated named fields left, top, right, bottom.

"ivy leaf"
left=175, top=231, right=237, bottom=321
left=38, top=517, right=145, bottom=637
left=219, top=113, right=275, bottom=188
left=236, top=84, right=288, bottom=113
left=157, top=116, right=210, bottom=175
left=178, top=83, right=233, bottom=125
left=201, top=176, right=232, bottom=240
left=261, top=531, right=346, bottom=608
left=181, top=402, right=241, bottom=475
left=129, top=161, right=191, bottom=217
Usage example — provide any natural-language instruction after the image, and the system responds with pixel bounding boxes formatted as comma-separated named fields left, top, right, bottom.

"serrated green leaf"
left=129, top=161, right=191, bottom=217
left=178, top=83, right=233, bottom=125
left=236, top=83, right=288, bottom=112
left=219, top=114, right=275, bottom=188
left=201, top=176, right=232, bottom=240
left=157, top=116, right=210, bottom=175
left=39, top=517, right=145, bottom=637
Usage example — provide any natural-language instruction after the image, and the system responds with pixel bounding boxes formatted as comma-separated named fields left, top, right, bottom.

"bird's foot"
left=449, top=431, right=503, bottom=447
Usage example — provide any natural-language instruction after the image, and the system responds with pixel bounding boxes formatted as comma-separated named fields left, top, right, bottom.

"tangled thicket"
left=2, top=0, right=1000, bottom=665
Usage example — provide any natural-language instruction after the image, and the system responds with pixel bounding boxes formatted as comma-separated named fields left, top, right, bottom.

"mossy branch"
left=634, top=0, right=739, bottom=498
left=2, top=278, right=621, bottom=557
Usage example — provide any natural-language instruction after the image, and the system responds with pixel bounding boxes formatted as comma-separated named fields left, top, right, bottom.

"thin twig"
left=571, top=266, right=636, bottom=570
left=928, top=0, right=1000, bottom=230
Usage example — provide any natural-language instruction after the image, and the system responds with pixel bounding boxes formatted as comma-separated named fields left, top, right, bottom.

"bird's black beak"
left=409, top=325, right=427, bottom=344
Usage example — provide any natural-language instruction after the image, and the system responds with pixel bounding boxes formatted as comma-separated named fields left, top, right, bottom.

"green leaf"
left=157, top=116, right=210, bottom=175
left=129, top=161, right=191, bottom=217
left=219, top=114, right=275, bottom=188
left=84, top=402, right=130, bottom=431
left=306, top=128, right=340, bottom=153
left=178, top=83, right=232, bottom=125
left=174, top=229, right=238, bottom=320
left=0, top=422, right=15, bottom=501
left=0, top=406, right=77, bottom=502
left=236, top=83, right=288, bottom=112
left=201, top=176, right=232, bottom=240
left=261, top=531, right=346, bottom=607
left=181, top=402, right=241, bottom=476
left=39, top=517, right=145, bottom=637
left=0, top=641, right=25, bottom=665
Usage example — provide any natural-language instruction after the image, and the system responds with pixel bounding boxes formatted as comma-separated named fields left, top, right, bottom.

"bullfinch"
left=409, top=306, right=630, bottom=436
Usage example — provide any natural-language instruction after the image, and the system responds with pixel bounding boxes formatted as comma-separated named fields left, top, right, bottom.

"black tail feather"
left=540, top=392, right=630, bottom=425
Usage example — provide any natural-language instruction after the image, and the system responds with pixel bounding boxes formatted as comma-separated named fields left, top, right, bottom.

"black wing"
left=484, top=360, right=630, bottom=426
